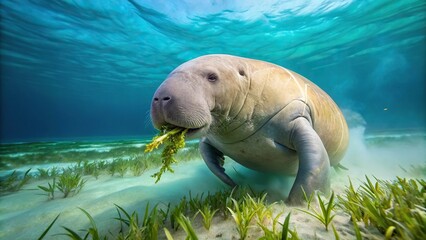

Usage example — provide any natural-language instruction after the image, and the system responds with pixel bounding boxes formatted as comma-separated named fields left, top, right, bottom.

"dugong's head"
left=150, top=54, right=250, bottom=138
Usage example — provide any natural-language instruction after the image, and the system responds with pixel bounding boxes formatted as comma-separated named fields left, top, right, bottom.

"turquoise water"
left=1, top=0, right=425, bottom=142
left=1, top=2, right=426, bottom=238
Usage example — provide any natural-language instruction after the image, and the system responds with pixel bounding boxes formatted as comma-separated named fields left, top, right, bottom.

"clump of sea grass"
left=338, top=176, right=426, bottom=239
left=56, top=169, right=86, bottom=198
left=257, top=207, right=284, bottom=239
left=115, top=158, right=129, bottom=178
left=278, top=213, right=301, bottom=240
left=145, top=127, right=188, bottom=183
left=170, top=196, right=189, bottom=231
left=130, top=157, right=147, bottom=177
left=227, top=195, right=259, bottom=240
left=196, top=204, right=219, bottom=231
left=60, top=208, right=106, bottom=240
left=115, top=203, right=165, bottom=240
left=298, top=191, right=336, bottom=231
left=175, top=213, right=198, bottom=240
left=38, top=178, right=56, bottom=200
left=0, top=169, right=32, bottom=194
left=37, top=168, right=53, bottom=179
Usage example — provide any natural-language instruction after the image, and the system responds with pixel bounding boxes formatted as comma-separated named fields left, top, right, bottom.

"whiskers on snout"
left=143, top=109, right=153, bottom=130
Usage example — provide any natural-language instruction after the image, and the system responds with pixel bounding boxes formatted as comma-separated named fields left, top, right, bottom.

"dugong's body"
left=151, top=54, right=349, bottom=204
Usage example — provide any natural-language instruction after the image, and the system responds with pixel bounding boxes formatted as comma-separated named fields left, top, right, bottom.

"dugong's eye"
left=206, top=72, right=218, bottom=82
left=238, top=69, right=245, bottom=76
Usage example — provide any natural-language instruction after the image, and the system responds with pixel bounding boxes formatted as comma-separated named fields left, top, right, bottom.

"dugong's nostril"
left=152, top=95, right=171, bottom=104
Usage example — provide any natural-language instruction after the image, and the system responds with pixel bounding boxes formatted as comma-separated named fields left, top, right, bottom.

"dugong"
left=150, top=54, right=349, bottom=204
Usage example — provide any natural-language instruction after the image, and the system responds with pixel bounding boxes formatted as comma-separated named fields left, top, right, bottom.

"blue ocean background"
left=1, top=0, right=425, bottom=142
left=1, top=1, right=426, bottom=239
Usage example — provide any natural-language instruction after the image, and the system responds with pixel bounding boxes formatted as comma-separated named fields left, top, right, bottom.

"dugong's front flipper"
left=200, top=138, right=237, bottom=188
left=287, top=117, right=330, bottom=205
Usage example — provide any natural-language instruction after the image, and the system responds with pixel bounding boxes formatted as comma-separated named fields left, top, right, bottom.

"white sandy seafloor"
left=0, top=127, right=425, bottom=240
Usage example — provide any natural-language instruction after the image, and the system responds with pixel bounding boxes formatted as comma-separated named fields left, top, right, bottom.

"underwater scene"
left=0, top=0, right=425, bottom=239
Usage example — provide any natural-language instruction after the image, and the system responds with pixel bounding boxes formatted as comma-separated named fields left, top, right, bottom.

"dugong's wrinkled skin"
left=150, top=54, right=349, bottom=204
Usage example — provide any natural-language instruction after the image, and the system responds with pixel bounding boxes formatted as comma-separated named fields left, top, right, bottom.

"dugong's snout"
left=150, top=86, right=173, bottom=130
left=150, top=77, right=212, bottom=138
